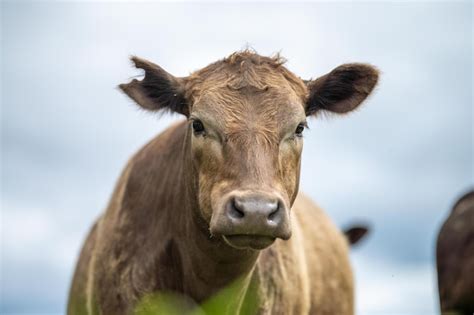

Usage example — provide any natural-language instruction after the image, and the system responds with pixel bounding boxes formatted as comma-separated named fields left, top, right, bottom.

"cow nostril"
left=228, top=198, right=245, bottom=219
left=267, top=201, right=280, bottom=222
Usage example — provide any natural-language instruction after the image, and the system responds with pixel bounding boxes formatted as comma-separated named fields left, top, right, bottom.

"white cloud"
left=1, top=201, right=81, bottom=272
left=352, top=253, right=438, bottom=315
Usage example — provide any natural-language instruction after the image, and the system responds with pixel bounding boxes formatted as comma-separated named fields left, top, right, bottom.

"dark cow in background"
left=437, top=190, right=474, bottom=315
left=68, top=51, right=378, bottom=315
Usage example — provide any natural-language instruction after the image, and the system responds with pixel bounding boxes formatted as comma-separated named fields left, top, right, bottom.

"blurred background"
left=1, top=1, right=472, bottom=314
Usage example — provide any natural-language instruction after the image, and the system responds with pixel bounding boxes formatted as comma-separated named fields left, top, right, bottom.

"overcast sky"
left=1, top=1, right=472, bottom=314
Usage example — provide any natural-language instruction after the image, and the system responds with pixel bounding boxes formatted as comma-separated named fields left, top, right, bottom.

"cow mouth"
left=222, top=234, right=276, bottom=250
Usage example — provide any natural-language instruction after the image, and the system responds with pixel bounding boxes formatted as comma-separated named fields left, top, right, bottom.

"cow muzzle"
left=210, top=191, right=292, bottom=250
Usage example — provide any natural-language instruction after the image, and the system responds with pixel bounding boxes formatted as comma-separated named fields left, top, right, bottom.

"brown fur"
left=68, top=50, right=379, bottom=315
left=437, top=190, right=474, bottom=314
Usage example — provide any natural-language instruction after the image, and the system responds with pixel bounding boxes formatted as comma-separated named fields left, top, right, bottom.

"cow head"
left=120, top=51, right=378, bottom=250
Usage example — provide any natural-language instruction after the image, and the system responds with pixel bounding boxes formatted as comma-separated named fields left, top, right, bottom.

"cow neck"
left=175, top=124, right=260, bottom=299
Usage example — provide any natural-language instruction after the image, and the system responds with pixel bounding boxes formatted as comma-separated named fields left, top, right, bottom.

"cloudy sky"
left=1, top=1, right=472, bottom=314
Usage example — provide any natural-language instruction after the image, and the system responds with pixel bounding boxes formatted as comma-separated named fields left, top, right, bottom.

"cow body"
left=68, top=122, right=353, bottom=314
left=68, top=51, right=379, bottom=315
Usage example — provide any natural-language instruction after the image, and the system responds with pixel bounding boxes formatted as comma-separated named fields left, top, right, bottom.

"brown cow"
left=437, top=190, right=474, bottom=315
left=67, top=51, right=378, bottom=315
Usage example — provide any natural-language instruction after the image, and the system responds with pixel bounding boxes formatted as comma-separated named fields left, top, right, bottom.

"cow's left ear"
left=305, top=63, right=379, bottom=116
left=119, top=56, right=189, bottom=116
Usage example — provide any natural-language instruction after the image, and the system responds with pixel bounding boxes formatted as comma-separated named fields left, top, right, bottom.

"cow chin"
left=222, top=234, right=276, bottom=250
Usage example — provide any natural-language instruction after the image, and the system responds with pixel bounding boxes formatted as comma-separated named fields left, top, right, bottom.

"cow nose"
left=211, top=192, right=292, bottom=242
left=227, top=195, right=282, bottom=226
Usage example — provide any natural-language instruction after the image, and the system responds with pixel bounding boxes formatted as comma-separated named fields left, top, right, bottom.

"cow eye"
left=192, top=119, right=205, bottom=135
left=295, top=123, right=305, bottom=137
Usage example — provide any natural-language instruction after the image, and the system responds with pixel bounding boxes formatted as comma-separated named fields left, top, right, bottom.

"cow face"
left=120, top=51, right=378, bottom=250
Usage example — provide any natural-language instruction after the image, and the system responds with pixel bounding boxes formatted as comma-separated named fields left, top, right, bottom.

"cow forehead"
left=192, top=87, right=305, bottom=127
left=186, top=52, right=307, bottom=107
left=186, top=53, right=308, bottom=138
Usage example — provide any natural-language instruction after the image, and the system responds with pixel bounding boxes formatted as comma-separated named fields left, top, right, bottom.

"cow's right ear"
left=119, top=56, right=189, bottom=116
